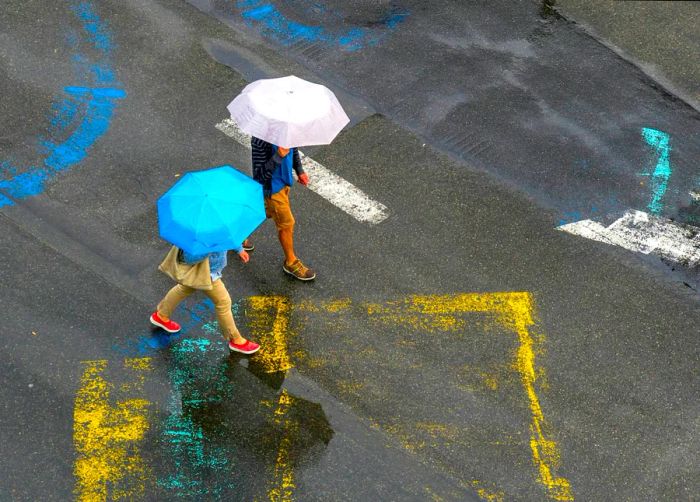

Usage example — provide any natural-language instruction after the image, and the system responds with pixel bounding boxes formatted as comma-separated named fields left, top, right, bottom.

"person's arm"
left=292, top=148, right=309, bottom=185
left=292, top=148, right=303, bottom=175
left=225, top=243, right=249, bottom=263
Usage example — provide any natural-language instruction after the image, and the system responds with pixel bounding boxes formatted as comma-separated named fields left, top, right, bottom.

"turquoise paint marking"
left=0, top=1, right=126, bottom=207
left=159, top=333, right=236, bottom=497
left=112, top=297, right=246, bottom=496
left=639, top=127, right=672, bottom=215
left=237, top=0, right=409, bottom=52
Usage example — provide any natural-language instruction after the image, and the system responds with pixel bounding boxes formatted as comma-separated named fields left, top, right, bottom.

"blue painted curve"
left=237, top=0, right=409, bottom=51
left=0, top=1, right=126, bottom=207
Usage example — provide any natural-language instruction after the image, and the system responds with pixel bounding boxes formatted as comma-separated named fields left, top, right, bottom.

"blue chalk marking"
left=43, top=87, right=125, bottom=172
left=237, top=0, right=409, bottom=52
left=112, top=299, right=219, bottom=356
left=0, top=1, right=125, bottom=207
left=65, top=86, right=127, bottom=98
left=70, top=1, right=114, bottom=52
left=0, top=168, right=50, bottom=201
left=639, top=127, right=672, bottom=215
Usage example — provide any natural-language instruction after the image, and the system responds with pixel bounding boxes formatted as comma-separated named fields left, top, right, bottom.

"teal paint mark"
left=111, top=296, right=247, bottom=496
left=158, top=335, right=236, bottom=497
left=111, top=296, right=247, bottom=495
left=639, top=127, right=672, bottom=215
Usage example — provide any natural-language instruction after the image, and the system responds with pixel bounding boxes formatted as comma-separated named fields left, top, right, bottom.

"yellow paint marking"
left=469, top=480, right=505, bottom=502
left=73, top=358, right=153, bottom=502
left=248, top=296, right=293, bottom=373
left=268, top=390, right=298, bottom=502
left=364, top=293, right=573, bottom=501
left=246, top=293, right=571, bottom=500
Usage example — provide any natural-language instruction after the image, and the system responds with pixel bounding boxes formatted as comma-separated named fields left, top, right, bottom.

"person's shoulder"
left=251, top=137, right=271, bottom=147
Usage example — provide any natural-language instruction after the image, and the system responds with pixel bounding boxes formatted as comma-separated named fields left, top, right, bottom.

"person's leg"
left=204, top=279, right=246, bottom=344
left=266, top=186, right=297, bottom=264
left=157, top=283, right=195, bottom=320
left=268, top=187, right=315, bottom=280
left=278, top=227, right=296, bottom=265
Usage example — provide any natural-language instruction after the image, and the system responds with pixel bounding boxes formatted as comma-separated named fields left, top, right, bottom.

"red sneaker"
left=228, top=339, right=260, bottom=355
left=150, top=311, right=181, bottom=333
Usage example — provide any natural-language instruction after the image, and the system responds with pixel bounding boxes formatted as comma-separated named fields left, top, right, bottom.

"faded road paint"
left=0, top=1, right=125, bottom=207
left=158, top=337, right=236, bottom=498
left=362, top=293, right=573, bottom=501
left=73, top=358, right=153, bottom=501
left=248, top=296, right=294, bottom=373
left=105, top=293, right=570, bottom=500
left=215, top=119, right=390, bottom=224
left=237, top=0, right=408, bottom=52
left=267, top=390, right=298, bottom=502
left=558, top=209, right=700, bottom=267
left=639, top=127, right=672, bottom=215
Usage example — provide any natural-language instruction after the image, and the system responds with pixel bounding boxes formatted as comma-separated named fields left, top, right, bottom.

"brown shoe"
left=283, top=259, right=316, bottom=281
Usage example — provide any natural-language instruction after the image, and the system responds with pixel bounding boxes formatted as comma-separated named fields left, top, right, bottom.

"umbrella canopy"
left=157, top=165, right=265, bottom=255
left=227, top=75, right=350, bottom=147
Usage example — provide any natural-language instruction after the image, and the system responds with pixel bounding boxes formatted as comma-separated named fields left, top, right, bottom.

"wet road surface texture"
left=1, top=1, right=698, bottom=501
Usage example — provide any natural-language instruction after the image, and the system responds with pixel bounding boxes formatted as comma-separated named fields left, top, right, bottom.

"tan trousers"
left=157, top=279, right=241, bottom=341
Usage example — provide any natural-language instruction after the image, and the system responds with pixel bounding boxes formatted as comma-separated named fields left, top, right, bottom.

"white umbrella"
left=227, top=75, right=350, bottom=148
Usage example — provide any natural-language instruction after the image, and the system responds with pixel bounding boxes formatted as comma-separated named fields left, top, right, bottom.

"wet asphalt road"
left=1, top=1, right=699, bottom=501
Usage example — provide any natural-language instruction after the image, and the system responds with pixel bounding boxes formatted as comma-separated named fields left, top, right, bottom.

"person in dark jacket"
left=245, top=136, right=315, bottom=280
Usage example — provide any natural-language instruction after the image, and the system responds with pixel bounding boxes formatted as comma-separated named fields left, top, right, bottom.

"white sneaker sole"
left=150, top=315, right=180, bottom=333
left=228, top=343, right=260, bottom=355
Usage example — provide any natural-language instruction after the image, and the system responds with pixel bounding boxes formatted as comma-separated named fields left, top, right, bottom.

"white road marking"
left=215, top=119, right=389, bottom=224
left=558, top=209, right=700, bottom=266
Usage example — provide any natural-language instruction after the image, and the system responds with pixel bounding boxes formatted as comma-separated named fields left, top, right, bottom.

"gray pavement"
left=0, top=0, right=699, bottom=501
left=556, top=0, right=700, bottom=112
left=191, top=0, right=700, bottom=289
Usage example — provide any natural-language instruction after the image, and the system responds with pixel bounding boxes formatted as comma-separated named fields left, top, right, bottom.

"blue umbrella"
left=157, top=165, right=265, bottom=255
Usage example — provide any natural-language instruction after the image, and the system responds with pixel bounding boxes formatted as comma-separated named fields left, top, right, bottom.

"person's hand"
left=298, top=172, right=309, bottom=186
left=277, top=146, right=290, bottom=157
left=238, top=250, right=250, bottom=263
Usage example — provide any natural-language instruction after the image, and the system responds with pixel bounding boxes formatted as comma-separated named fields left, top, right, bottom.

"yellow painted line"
left=469, top=480, right=505, bottom=502
left=267, top=390, right=298, bottom=502
left=73, top=358, right=153, bottom=502
left=363, top=293, right=573, bottom=501
left=248, top=296, right=294, bottom=374
left=248, top=293, right=570, bottom=500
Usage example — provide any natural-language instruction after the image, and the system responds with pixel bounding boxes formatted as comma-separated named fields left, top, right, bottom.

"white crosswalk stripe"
left=558, top=209, right=700, bottom=266
left=215, top=119, right=389, bottom=225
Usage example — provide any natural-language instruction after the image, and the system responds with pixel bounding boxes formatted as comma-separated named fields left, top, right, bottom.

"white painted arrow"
left=558, top=210, right=700, bottom=266
left=215, top=119, right=389, bottom=225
